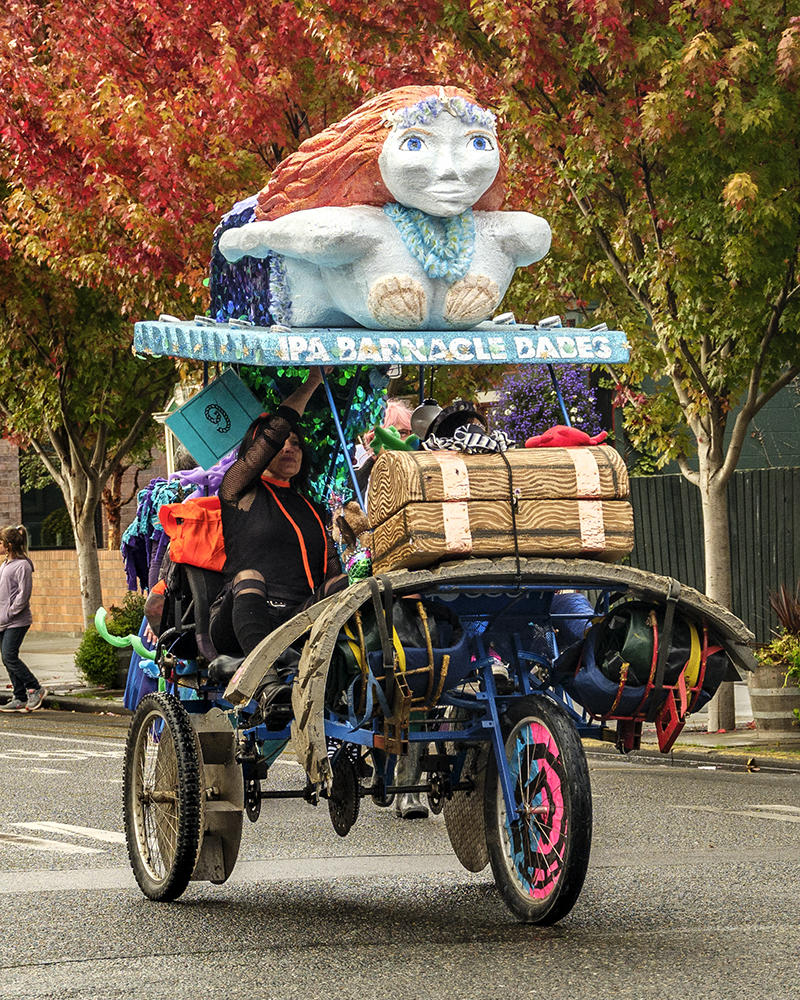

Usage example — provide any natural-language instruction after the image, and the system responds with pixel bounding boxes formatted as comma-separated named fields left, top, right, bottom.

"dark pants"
left=209, top=587, right=296, bottom=658
left=1, top=626, right=40, bottom=701
left=208, top=574, right=348, bottom=659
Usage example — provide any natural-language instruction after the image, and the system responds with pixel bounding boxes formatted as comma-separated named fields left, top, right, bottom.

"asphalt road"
left=1, top=710, right=798, bottom=1000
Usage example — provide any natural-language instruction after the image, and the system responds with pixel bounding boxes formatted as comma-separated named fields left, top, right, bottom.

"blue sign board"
left=134, top=319, right=630, bottom=368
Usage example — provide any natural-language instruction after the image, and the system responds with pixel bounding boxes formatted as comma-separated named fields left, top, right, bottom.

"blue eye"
left=402, top=135, right=424, bottom=151
left=470, top=135, right=493, bottom=151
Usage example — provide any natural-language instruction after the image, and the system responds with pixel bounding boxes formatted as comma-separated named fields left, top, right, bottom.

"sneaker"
left=0, top=697, right=28, bottom=712
left=25, top=687, right=48, bottom=711
left=490, top=656, right=515, bottom=694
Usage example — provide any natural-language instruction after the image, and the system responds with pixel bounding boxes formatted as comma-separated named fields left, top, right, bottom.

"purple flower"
left=492, top=366, right=604, bottom=442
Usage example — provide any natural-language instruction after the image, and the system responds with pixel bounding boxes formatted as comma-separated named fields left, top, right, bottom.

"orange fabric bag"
left=159, top=496, right=226, bottom=572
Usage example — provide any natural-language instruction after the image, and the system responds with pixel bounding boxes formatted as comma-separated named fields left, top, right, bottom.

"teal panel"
left=134, top=319, right=630, bottom=368
left=165, top=369, right=263, bottom=470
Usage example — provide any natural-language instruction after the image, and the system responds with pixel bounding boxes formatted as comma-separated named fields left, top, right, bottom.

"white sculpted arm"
left=218, top=206, right=384, bottom=267
left=483, top=211, right=552, bottom=267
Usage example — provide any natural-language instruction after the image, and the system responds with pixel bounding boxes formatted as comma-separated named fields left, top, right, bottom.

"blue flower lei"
left=383, top=204, right=475, bottom=283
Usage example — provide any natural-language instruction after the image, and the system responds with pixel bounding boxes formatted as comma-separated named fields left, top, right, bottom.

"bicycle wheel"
left=123, top=692, right=203, bottom=901
left=484, top=695, right=592, bottom=924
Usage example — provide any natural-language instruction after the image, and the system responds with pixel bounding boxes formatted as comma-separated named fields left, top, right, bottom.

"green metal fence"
left=628, top=468, right=800, bottom=644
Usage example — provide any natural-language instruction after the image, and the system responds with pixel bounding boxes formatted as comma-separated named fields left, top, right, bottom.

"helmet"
left=426, top=399, right=487, bottom=440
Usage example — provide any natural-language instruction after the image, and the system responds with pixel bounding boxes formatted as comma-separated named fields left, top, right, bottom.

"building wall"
left=28, top=549, right=132, bottom=635
left=0, top=439, right=22, bottom=526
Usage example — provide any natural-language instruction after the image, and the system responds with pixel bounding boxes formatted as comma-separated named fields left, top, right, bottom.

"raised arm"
left=218, top=207, right=384, bottom=266
left=219, top=369, right=325, bottom=507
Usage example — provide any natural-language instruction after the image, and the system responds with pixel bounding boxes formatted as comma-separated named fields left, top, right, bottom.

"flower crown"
left=381, top=89, right=497, bottom=132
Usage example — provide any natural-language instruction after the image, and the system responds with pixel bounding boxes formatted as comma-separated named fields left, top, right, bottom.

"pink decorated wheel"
left=484, top=695, right=592, bottom=924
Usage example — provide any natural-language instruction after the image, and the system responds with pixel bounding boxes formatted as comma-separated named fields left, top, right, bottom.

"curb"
left=44, top=693, right=131, bottom=716
left=584, top=739, right=800, bottom=774
left=0, top=693, right=130, bottom=717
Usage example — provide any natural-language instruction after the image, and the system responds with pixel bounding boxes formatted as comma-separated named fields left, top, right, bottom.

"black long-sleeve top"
left=219, top=407, right=340, bottom=605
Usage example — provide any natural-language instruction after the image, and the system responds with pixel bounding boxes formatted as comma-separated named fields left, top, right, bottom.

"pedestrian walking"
left=0, top=525, right=47, bottom=712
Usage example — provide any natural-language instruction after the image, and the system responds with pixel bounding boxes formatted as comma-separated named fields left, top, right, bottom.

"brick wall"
left=0, top=439, right=22, bottom=526
left=29, top=549, right=133, bottom=635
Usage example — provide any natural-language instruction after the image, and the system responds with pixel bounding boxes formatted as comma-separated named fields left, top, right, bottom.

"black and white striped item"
left=422, top=423, right=514, bottom=454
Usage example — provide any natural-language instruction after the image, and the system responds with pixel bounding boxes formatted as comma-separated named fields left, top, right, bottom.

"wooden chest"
left=367, top=447, right=634, bottom=573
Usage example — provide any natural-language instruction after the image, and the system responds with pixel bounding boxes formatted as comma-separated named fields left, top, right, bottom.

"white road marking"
left=745, top=804, right=800, bottom=814
left=13, top=822, right=125, bottom=844
left=0, top=832, right=100, bottom=855
left=0, top=731, right=124, bottom=748
left=673, top=804, right=800, bottom=824
left=0, top=748, right=121, bottom=761
left=20, top=767, right=71, bottom=775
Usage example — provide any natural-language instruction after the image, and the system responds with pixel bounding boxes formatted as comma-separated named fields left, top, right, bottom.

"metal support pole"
left=547, top=364, right=571, bottom=426
left=321, top=370, right=365, bottom=509
left=323, top=367, right=361, bottom=496
left=474, top=635, right=519, bottom=823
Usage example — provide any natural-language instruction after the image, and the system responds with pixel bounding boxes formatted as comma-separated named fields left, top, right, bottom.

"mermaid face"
left=378, top=111, right=500, bottom=218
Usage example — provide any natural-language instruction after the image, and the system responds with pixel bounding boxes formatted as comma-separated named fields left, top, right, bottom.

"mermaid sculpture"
left=214, top=85, right=551, bottom=331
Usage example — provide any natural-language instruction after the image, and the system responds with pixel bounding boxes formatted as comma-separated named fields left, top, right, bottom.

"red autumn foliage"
left=0, top=0, right=354, bottom=312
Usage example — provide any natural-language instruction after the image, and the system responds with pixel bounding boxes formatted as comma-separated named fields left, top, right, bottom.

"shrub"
left=74, top=625, right=119, bottom=688
left=759, top=581, right=800, bottom=724
left=108, top=591, right=147, bottom=636
left=74, top=591, right=147, bottom=688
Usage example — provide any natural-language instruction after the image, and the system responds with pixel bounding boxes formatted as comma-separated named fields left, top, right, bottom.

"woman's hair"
left=382, top=398, right=413, bottom=434
left=172, top=444, right=198, bottom=473
left=1, top=524, right=29, bottom=559
left=362, top=398, right=414, bottom=454
left=256, top=85, right=507, bottom=221
left=238, top=414, right=310, bottom=492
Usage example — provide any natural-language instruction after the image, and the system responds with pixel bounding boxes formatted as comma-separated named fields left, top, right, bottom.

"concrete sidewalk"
left=3, top=631, right=799, bottom=769
left=0, top=630, right=127, bottom=716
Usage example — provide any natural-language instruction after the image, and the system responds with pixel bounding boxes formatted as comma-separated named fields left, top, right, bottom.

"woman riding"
left=209, top=368, right=344, bottom=700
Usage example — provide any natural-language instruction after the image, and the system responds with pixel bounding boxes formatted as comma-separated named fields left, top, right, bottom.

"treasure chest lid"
left=367, top=446, right=630, bottom=525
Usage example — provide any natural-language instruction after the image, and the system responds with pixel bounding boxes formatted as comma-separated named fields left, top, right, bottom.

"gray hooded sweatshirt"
left=0, top=556, right=34, bottom=630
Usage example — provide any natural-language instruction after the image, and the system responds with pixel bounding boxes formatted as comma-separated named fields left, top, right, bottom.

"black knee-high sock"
left=231, top=580, right=270, bottom=655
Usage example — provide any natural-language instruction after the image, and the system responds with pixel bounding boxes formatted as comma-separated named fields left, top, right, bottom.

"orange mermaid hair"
left=256, top=85, right=507, bottom=221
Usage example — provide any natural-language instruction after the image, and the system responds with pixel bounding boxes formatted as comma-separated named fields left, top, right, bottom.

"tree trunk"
left=73, top=510, right=103, bottom=627
left=65, top=469, right=104, bottom=627
left=698, top=471, right=736, bottom=732
left=103, top=465, right=124, bottom=550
